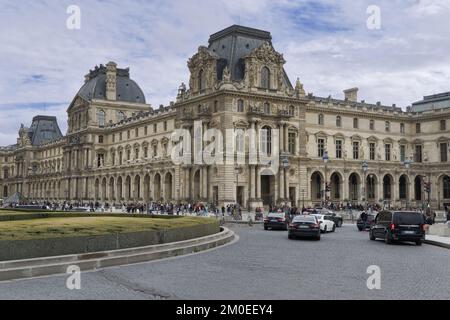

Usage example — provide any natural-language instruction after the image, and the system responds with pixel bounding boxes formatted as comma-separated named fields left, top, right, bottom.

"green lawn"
left=0, top=216, right=217, bottom=241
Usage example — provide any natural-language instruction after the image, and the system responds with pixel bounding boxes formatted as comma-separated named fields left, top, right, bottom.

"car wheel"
left=357, top=227, right=363, bottom=231
left=416, top=240, right=422, bottom=246
left=264, top=226, right=268, bottom=230
left=369, top=231, right=375, bottom=240
left=385, top=233, right=392, bottom=244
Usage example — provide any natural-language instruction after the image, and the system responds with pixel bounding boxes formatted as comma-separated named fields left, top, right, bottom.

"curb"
left=0, top=227, right=235, bottom=282
left=423, top=239, right=450, bottom=249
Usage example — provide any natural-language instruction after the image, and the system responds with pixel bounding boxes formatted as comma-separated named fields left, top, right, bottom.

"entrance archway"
left=330, top=172, right=341, bottom=200
left=154, top=173, right=161, bottom=201
left=310, top=171, right=323, bottom=201
left=348, top=173, right=360, bottom=201
left=261, top=174, right=275, bottom=205
left=383, top=175, right=393, bottom=200
left=165, top=172, right=173, bottom=201
left=414, top=176, right=422, bottom=201
left=144, top=174, right=150, bottom=202
left=399, top=175, right=408, bottom=200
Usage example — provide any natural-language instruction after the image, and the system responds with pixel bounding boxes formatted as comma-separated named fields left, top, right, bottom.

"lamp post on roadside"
left=322, top=151, right=329, bottom=206
left=362, top=160, right=368, bottom=209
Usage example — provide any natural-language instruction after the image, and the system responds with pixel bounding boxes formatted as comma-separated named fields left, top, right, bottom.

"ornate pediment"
left=233, top=120, right=249, bottom=128
left=187, top=46, right=219, bottom=70
left=247, top=42, right=286, bottom=65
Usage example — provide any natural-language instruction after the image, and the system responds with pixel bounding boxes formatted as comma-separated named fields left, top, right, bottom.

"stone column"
left=279, top=123, right=284, bottom=153
left=285, top=168, right=289, bottom=201
left=202, top=166, right=208, bottom=199
left=185, top=167, right=190, bottom=200
left=284, top=124, right=288, bottom=152
left=279, top=168, right=285, bottom=200
left=256, top=166, right=261, bottom=199
left=250, top=165, right=256, bottom=199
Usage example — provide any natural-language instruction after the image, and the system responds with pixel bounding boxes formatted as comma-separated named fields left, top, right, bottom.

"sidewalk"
left=424, top=235, right=450, bottom=249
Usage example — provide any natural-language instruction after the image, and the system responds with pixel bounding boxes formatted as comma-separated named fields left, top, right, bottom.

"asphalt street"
left=0, top=224, right=449, bottom=300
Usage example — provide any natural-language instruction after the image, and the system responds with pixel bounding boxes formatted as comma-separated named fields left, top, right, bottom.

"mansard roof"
left=207, top=25, right=293, bottom=88
left=26, top=115, right=63, bottom=146
left=411, top=92, right=450, bottom=112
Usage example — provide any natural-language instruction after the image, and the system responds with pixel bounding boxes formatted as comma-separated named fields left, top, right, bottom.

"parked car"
left=305, top=208, right=343, bottom=227
left=311, top=214, right=335, bottom=233
left=288, top=215, right=321, bottom=240
left=357, top=214, right=376, bottom=231
left=369, top=211, right=425, bottom=245
left=264, top=212, right=289, bottom=230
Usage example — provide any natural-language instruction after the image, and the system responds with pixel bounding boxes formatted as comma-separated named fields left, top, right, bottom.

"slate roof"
left=77, top=65, right=146, bottom=104
left=26, top=116, right=63, bottom=146
left=207, top=25, right=293, bottom=89
left=411, top=92, right=450, bottom=112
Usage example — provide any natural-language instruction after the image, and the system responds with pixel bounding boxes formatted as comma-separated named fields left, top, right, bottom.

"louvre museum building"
left=1, top=25, right=449, bottom=210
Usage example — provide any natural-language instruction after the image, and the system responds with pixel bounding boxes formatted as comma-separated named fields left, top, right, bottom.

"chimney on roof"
left=106, top=61, right=117, bottom=101
left=343, top=88, right=358, bottom=102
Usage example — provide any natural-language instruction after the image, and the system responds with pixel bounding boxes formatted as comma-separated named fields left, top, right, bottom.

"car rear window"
left=393, top=212, right=424, bottom=225
left=268, top=213, right=284, bottom=218
left=293, top=216, right=316, bottom=223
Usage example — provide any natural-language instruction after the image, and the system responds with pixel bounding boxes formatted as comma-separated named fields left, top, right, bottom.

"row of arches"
left=310, top=171, right=450, bottom=203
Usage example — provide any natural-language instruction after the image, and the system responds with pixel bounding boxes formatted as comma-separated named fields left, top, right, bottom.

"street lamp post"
left=362, top=160, right=368, bottom=209
left=322, top=151, right=329, bottom=206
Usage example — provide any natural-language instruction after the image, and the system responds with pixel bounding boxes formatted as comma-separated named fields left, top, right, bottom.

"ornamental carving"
left=247, top=42, right=286, bottom=65
left=187, top=46, right=219, bottom=93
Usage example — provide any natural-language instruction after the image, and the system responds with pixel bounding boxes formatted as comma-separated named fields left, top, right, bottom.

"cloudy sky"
left=0, top=0, right=450, bottom=145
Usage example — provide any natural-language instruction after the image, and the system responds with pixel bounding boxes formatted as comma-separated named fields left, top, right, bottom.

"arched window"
left=198, top=69, right=205, bottom=91
left=260, top=126, right=272, bottom=156
left=237, top=99, right=244, bottom=112
left=261, top=66, right=270, bottom=89
left=117, top=111, right=125, bottom=122
left=318, top=114, right=324, bottom=125
left=289, top=105, right=295, bottom=116
left=263, top=102, right=270, bottom=114
left=97, top=110, right=106, bottom=127
left=336, top=116, right=342, bottom=127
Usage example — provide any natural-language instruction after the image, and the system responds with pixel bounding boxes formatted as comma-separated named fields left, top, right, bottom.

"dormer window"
left=261, top=66, right=270, bottom=89
left=97, top=110, right=106, bottom=127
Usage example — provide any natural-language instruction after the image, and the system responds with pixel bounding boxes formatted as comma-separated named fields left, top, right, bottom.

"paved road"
left=0, top=224, right=449, bottom=300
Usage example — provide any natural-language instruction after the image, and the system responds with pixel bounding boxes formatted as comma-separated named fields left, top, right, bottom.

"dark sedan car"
left=357, top=214, right=376, bottom=231
left=288, top=215, right=321, bottom=240
left=264, top=212, right=289, bottom=230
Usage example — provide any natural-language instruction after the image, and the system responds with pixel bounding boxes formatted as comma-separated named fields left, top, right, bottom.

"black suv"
left=369, top=211, right=425, bottom=245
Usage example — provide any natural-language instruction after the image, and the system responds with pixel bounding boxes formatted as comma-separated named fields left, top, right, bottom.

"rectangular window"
left=288, top=132, right=296, bottom=154
left=415, top=145, right=422, bottom=163
left=153, top=145, right=157, bottom=157
left=119, top=152, right=123, bottom=165
left=127, top=130, right=130, bottom=139
left=370, top=120, right=374, bottom=130
left=369, top=142, right=375, bottom=160
left=416, top=123, right=421, bottom=133
left=97, top=154, right=104, bottom=168
left=144, top=147, right=148, bottom=158
left=119, top=132, right=122, bottom=141
left=135, top=149, right=139, bottom=160
left=112, top=153, right=116, bottom=166
left=400, top=145, right=406, bottom=162
left=335, top=140, right=342, bottom=159
left=127, top=150, right=131, bottom=161
left=318, top=139, right=325, bottom=157
left=385, top=144, right=391, bottom=161
left=441, top=143, right=448, bottom=162
left=353, top=118, right=359, bottom=129
left=164, top=121, right=167, bottom=131
left=353, top=141, right=359, bottom=159
left=154, top=123, right=157, bottom=133
left=112, top=134, right=115, bottom=143
left=135, top=128, right=139, bottom=138
left=144, top=126, right=148, bottom=135
left=98, top=135, right=104, bottom=144
left=440, top=120, right=446, bottom=131
left=400, top=123, right=405, bottom=134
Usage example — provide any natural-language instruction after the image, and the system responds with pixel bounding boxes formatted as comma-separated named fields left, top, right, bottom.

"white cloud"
left=0, top=0, right=449, bottom=145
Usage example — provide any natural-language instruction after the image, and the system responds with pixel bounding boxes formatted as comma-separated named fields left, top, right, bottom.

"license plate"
left=403, top=231, right=415, bottom=234
left=299, top=225, right=309, bottom=229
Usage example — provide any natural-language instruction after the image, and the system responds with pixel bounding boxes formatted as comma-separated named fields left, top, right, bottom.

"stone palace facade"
left=1, top=25, right=449, bottom=209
